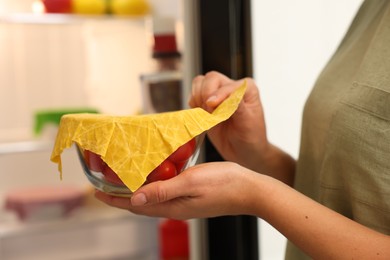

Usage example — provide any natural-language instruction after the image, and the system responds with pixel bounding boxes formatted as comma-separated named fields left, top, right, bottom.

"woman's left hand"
left=95, top=162, right=265, bottom=219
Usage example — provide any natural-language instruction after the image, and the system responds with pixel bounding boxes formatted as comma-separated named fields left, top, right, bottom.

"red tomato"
left=42, top=0, right=72, bottom=13
left=168, top=138, right=196, bottom=163
left=146, top=159, right=177, bottom=183
left=175, top=161, right=187, bottom=173
left=84, top=150, right=105, bottom=172
left=102, top=165, right=125, bottom=186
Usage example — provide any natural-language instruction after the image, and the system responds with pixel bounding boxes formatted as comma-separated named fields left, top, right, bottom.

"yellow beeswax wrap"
left=51, top=82, right=246, bottom=191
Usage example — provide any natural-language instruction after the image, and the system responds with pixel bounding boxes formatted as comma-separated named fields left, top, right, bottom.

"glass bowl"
left=77, top=133, right=205, bottom=197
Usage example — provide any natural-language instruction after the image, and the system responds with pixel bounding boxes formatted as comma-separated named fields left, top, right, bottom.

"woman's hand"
left=95, top=162, right=265, bottom=219
left=95, top=161, right=390, bottom=260
left=189, top=71, right=295, bottom=185
left=189, top=71, right=268, bottom=171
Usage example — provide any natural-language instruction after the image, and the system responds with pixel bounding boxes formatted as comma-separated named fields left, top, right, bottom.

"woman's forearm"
left=237, top=142, right=296, bottom=186
left=249, top=174, right=390, bottom=259
left=257, top=143, right=296, bottom=186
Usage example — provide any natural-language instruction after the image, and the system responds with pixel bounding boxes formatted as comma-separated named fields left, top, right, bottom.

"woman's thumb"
left=131, top=178, right=183, bottom=206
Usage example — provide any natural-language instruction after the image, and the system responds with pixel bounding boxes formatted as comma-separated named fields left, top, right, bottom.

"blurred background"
left=0, top=0, right=363, bottom=259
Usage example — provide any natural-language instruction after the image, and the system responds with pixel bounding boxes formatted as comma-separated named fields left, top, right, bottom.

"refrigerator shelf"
left=0, top=13, right=147, bottom=25
left=0, top=206, right=158, bottom=260
left=0, top=140, right=52, bottom=155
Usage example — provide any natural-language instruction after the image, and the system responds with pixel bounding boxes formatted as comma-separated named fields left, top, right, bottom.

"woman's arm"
left=253, top=174, right=390, bottom=259
left=95, top=162, right=390, bottom=259
left=254, top=142, right=296, bottom=186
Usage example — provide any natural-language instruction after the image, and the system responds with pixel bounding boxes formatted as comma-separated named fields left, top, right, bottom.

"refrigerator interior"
left=0, top=0, right=183, bottom=259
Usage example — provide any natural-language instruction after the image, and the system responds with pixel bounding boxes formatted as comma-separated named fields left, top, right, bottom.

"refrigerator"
left=0, top=0, right=363, bottom=259
left=182, top=1, right=259, bottom=260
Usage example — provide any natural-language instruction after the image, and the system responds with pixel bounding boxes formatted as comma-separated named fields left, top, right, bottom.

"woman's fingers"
left=205, top=78, right=248, bottom=108
left=189, top=75, right=205, bottom=109
left=132, top=174, right=192, bottom=205
left=95, top=191, right=132, bottom=210
left=95, top=169, right=196, bottom=208
left=189, top=71, right=234, bottom=111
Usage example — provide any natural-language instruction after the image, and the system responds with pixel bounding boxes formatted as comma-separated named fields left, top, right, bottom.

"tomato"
left=42, top=0, right=72, bottom=13
left=168, top=138, right=196, bottom=163
left=84, top=150, right=105, bottom=172
left=175, top=161, right=187, bottom=173
left=146, top=159, right=177, bottom=183
left=102, top=165, right=125, bottom=186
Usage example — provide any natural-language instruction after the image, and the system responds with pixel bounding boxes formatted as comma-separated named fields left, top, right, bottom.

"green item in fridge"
left=34, top=108, right=99, bottom=136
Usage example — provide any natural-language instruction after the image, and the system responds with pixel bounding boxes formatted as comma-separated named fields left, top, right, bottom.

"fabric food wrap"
left=51, top=82, right=246, bottom=191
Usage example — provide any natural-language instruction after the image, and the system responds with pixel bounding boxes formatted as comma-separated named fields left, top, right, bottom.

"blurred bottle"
left=140, top=16, right=183, bottom=114
left=159, top=219, right=189, bottom=260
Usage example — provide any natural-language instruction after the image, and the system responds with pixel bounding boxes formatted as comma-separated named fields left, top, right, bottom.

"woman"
left=96, top=0, right=390, bottom=258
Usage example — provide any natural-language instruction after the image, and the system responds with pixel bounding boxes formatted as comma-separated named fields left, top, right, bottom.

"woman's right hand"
left=189, top=71, right=268, bottom=171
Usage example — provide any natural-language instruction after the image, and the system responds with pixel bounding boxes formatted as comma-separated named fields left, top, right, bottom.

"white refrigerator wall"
left=0, top=1, right=181, bottom=259
left=0, top=0, right=182, bottom=141
left=251, top=1, right=363, bottom=259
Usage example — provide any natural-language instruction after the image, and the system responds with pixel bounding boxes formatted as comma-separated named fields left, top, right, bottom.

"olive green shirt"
left=285, top=0, right=390, bottom=258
